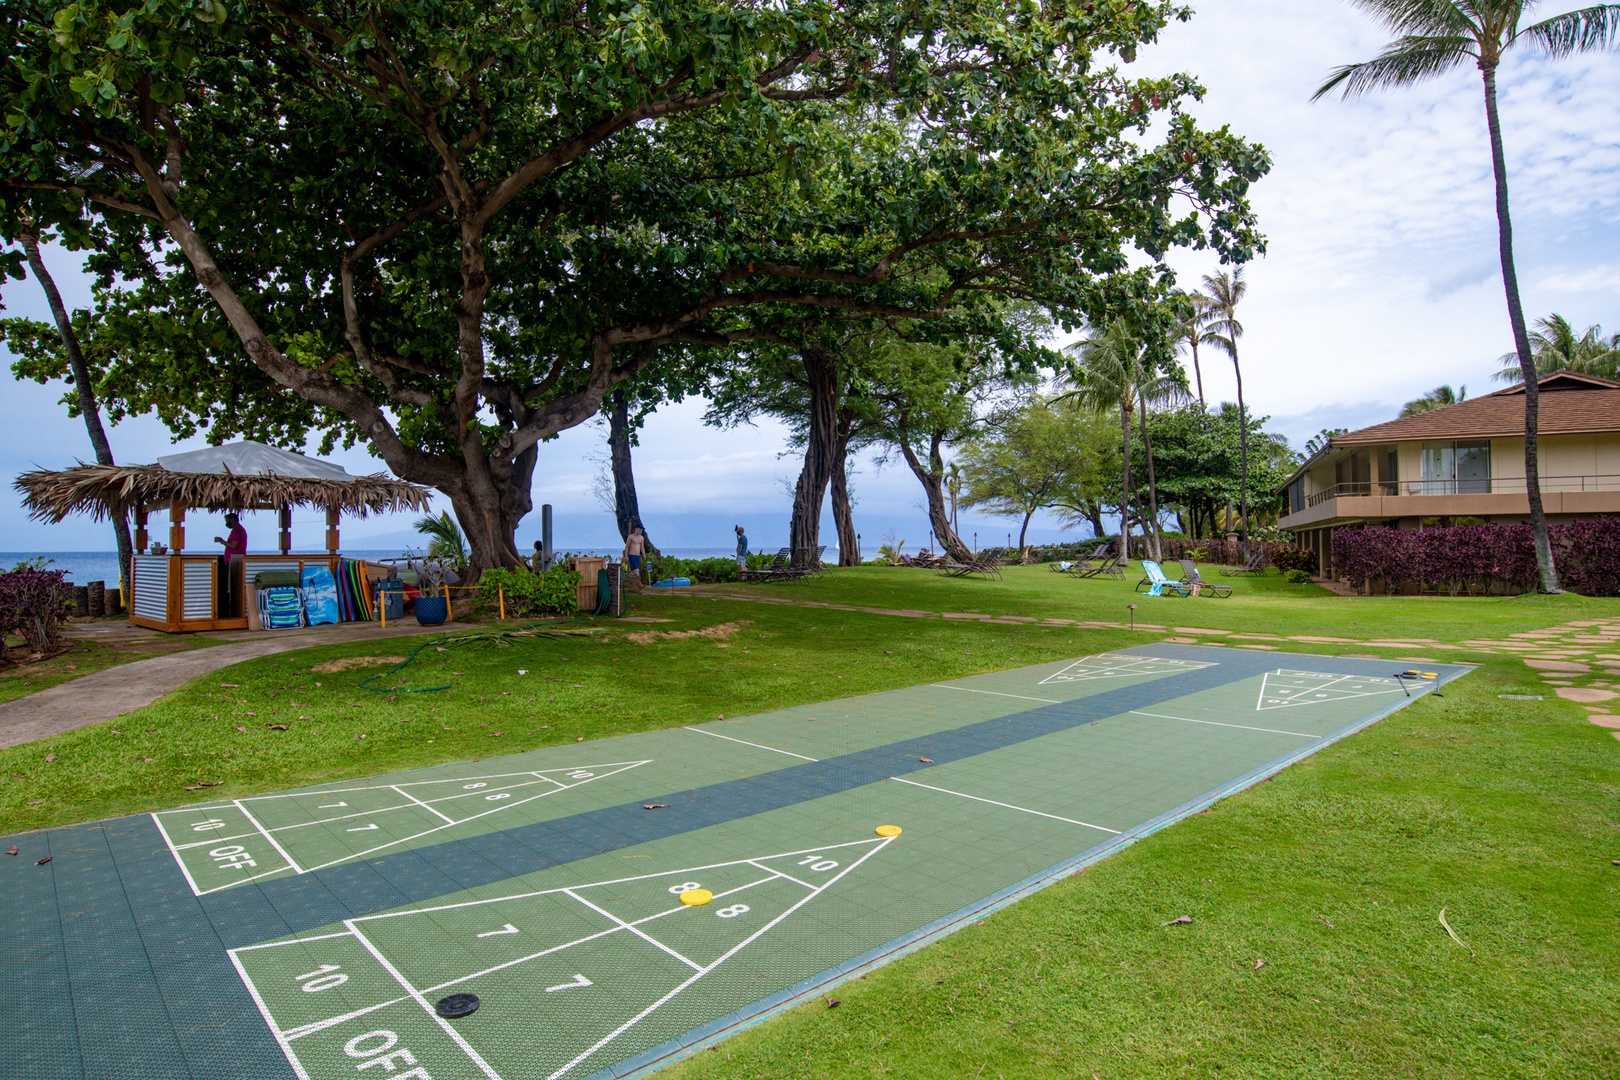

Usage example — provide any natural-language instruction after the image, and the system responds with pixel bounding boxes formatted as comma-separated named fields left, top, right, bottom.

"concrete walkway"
left=0, top=622, right=451, bottom=749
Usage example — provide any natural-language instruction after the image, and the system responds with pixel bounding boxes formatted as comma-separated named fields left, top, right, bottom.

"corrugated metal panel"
left=132, top=558, right=168, bottom=621
left=182, top=561, right=214, bottom=620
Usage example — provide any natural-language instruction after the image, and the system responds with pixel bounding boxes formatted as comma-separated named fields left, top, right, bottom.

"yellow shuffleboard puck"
left=875, top=825, right=902, bottom=838
left=679, top=888, right=713, bottom=906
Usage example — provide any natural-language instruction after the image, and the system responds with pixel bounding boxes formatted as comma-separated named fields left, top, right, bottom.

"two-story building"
left=1277, top=372, right=1620, bottom=577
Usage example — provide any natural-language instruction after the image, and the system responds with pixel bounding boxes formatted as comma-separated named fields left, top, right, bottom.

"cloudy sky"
left=3, top=0, right=1617, bottom=555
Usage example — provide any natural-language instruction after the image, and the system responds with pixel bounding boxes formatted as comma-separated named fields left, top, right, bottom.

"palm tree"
left=414, top=510, right=470, bottom=571
left=1400, top=384, right=1467, bottom=416
left=1063, top=321, right=1173, bottom=560
left=1313, top=0, right=1620, bottom=592
left=1173, top=290, right=1210, bottom=408
left=1197, top=268, right=1251, bottom=555
left=1491, top=314, right=1620, bottom=382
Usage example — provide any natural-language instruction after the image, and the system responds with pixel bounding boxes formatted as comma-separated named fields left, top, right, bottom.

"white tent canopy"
left=156, top=440, right=352, bottom=480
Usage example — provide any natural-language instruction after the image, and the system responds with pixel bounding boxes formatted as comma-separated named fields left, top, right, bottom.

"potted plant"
left=402, top=549, right=458, bottom=626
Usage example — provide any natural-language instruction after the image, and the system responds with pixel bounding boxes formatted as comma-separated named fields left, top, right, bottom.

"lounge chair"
left=755, top=548, right=803, bottom=583
left=1178, top=559, right=1232, bottom=598
left=1220, top=549, right=1266, bottom=576
left=1068, top=542, right=1124, bottom=579
left=938, top=551, right=1002, bottom=579
left=1135, top=559, right=1190, bottom=597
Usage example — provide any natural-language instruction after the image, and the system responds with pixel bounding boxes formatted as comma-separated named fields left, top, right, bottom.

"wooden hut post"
left=325, top=505, right=341, bottom=557
left=168, top=500, right=186, bottom=552
left=278, top=504, right=292, bottom=555
left=133, top=502, right=149, bottom=554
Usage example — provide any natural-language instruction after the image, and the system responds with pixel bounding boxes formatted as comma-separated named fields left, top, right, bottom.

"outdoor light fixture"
left=1127, top=603, right=1137, bottom=629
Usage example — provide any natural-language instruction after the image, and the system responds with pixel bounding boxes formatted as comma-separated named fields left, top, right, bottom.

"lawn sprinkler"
left=1127, top=603, right=1137, bottom=630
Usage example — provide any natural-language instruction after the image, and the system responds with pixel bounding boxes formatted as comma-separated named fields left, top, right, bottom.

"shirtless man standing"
left=623, top=525, right=646, bottom=588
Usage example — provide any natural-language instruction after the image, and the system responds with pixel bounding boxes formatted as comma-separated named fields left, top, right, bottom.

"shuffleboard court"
left=0, top=645, right=1469, bottom=1080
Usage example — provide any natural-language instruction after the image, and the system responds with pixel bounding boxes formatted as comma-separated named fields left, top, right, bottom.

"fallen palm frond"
left=1438, top=907, right=1474, bottom=957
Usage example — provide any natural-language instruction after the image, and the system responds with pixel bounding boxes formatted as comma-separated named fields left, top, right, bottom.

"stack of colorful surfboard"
left=335, top=559, right=375, bottom=622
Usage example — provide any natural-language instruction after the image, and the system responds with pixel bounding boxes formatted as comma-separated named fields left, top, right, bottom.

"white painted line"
left=390, top=785, right=458, bottom=825
left=424, top=926, right=628, bottom=994
left=232, top=930, right=360, bottom=953
left=889, top=777, right=1120, bottom=834
left=283, top=996, right=411, bottom=1040
left=241, top=763, right=645, bottom=803
left=563, top=890, right=704, bottom=971
left=747, top=860, right=816, bottom=890
left=227, top=949, right=313, bottom=1080
left=233, top=799, right=305, bottom=874
left=294, top=761, right=649, bottom=875
left=1129, top=710, right=1318, bottom=739
left=544, top=837, right=897, bottom=1080
left=355, top=837, right=890, bottom=924
left=190, top=863, right=300, bottom=897
left=683, top=726, right=819, bottom=761
left=169, top=829, right=261, bottom=851
left=930, top=684, right=1061, bottom=704
left=347, top=921, right=505, bottom=1080
left=149, top=812, right=206, bottom=896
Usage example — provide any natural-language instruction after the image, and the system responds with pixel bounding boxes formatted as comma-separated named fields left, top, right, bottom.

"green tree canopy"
left=3, top=0, right=1267, bottom=572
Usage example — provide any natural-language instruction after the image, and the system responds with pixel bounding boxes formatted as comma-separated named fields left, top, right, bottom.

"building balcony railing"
left=1301, top=474, right=1620, bottom=509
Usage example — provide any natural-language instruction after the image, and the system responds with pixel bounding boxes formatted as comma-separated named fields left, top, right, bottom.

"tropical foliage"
left=1332, top=519, right=1620, bottom=596
left=1314, top=0, right=1620, bottom=592
left=1492, top=314, right=1620, bottom=382
left=1, top=0, right=1268, bottom=574
left=1400, top=384, right=1467, bottom=416
left=413, top=511, right=469, bottom=572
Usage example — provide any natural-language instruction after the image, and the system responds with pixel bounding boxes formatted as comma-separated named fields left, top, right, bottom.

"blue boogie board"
left=301, top=565, right=340, bottom=626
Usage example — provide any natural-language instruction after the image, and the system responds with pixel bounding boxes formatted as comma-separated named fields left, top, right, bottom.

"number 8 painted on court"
left=668, top=881, right=702, bottom=894
left=716, top=904, right=749, bottom=919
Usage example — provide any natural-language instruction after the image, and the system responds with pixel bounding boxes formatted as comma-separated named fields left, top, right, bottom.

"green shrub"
left=643, top=555, right=741, bottom=585
left=1284, top=568, right=1313, bottom=584
left=1272, top=547, right=1319, bottom=575
left=480, top=566, right=581, bottom=617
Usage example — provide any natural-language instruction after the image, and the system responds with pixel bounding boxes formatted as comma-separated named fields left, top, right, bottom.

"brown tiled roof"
left=1335, top=373, right=1620, bottom=445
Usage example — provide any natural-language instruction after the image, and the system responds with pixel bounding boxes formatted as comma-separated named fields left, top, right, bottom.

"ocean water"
left=2, top=548, right=746, bottom=584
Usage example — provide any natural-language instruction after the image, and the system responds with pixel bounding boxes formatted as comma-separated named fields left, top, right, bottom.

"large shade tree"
left=1314, top=0, right=1620, bottom=593
left=3, top=0, right=1266, bottom=574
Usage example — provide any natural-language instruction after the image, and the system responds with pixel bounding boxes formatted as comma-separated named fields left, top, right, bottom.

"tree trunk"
left=1190, top=335, right=1205, bottom=409
left=1483, top=64, right=1559, bottom=592
left=1232, top=350, right=1250, bottom=559
left=1087, top=501, right=1106, bottom=539
left=608, top=388, right=653, bottom=550
left=1139, top=391, right=1163, bottom=562
left=897, top=429, right=971, bottom=560
left=1017, top=509, right=1034, bottom=558
left=830, top=428, right=859, bottom=565
left=1118, top=398, right=1135, bottom=558
left=788, top=347, right=840, bottom=565
left=22, top=233, right=134, bottom=594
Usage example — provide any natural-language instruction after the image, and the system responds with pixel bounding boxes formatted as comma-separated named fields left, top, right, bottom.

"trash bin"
left=375, top=578, right=405, bottom=621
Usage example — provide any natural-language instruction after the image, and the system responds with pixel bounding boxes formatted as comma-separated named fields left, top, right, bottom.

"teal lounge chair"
left=1135, top=560, right=1190, bottom=597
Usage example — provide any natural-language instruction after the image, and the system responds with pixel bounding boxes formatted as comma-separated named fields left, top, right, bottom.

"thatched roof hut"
left=14, top=441, right=431, bottom=522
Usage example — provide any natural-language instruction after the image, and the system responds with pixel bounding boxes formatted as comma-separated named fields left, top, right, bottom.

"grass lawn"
left=0, top=621, right=220, bottom=706
left=3, top=569, right=1617, bottom=1077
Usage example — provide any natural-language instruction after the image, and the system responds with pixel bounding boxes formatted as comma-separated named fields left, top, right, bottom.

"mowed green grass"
left=3, top=571, right=1617, bottom=1077
left=0, top=595, right=1115, bottom=832
left=752, top=562, right=1615, bottom=642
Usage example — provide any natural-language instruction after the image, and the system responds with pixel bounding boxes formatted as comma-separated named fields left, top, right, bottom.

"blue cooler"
left=375, top=578, right=405, bottom=621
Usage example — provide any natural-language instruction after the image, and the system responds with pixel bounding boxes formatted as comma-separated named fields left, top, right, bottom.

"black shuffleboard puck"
left=435, top=992, right=480, bottom=1019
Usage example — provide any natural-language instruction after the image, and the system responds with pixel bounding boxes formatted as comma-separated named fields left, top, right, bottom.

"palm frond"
left=1313, top=35, right=1477, bottom=98
left=1523, top=4, right=1620, bottom=56
left=1347, top=0, right=1481, bottom=35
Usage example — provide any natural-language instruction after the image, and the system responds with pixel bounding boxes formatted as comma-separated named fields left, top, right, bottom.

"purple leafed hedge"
left=0, top=566, right=73, bottom=654
left=1331, top=520, right=1620, bottom=596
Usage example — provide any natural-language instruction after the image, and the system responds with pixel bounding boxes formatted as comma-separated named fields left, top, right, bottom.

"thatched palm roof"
left=15, top=462, right=432, bottom=523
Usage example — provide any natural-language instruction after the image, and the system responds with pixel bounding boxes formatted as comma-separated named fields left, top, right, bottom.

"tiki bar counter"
left=16, top=441, right=431, bottom=633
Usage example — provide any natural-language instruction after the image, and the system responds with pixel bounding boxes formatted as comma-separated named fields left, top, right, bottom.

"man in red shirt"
left=214, top=513, right=248, bottom=615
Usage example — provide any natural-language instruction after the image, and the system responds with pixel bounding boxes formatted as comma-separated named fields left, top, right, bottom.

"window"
left=1420, top=441, right=1491, bottom=494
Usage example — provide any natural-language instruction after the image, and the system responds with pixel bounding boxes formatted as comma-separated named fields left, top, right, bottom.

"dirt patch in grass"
left=309, top=655, right=406, bottom=673
left=625, top=620, right=752, bottom=645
